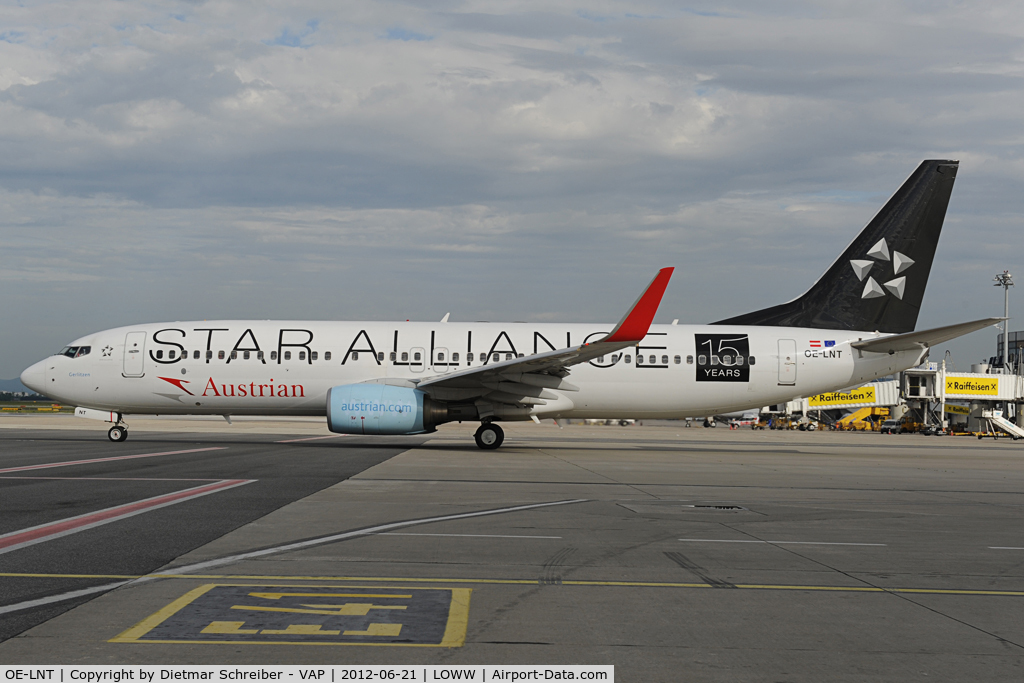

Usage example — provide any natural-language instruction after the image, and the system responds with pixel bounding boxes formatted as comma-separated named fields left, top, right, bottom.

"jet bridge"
left=904, top=362, right=1024, bottom=432
left=787, top=380, right=900, bottom=414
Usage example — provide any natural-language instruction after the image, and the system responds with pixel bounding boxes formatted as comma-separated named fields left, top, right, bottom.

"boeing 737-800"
left=20, top=160, right=999, bottom=448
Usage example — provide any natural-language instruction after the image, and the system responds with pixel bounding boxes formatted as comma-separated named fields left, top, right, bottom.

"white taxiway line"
left=0, top=447, right=227, bottom=474
left=170, top=499, right=588, bottom=575
left=0, top=580, right=136, bottom=616
left=275, top=435, right=348, bottom=443
left=679, top=539, right=886, bottom=547
left=0, top=498, right=589, bottom=616
left=377, top=532, right=563, bottom=539
left=989, top=547, right=1024, bottom=550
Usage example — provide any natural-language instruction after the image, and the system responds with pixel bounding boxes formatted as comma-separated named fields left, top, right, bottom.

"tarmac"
left=2, top=415, right=1024, bottom=681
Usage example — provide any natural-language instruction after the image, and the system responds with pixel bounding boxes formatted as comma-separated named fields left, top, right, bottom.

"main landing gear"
left=474, top=422, right=504, bottom=450
left=108, top=424, right=128, bottom=443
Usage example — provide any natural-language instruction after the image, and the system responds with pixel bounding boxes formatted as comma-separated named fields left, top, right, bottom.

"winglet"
left=603, top=267, right=674, bottom=343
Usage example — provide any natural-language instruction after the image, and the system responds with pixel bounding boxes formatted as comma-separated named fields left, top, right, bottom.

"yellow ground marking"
left=110, top=640, right=448, bottom=647
left=201, top=621, right=258, bottom=635
left=441, top=587, right=471, bottom=648
left=249, top=592, right=412, bottom=600
left=302, top=604, right=408, bottom=614
left=110, top=584, right=218, bottom=642
left=231, top=604, right=406, bottom=617
left=343, top=623, right=402, bottom=637
left=110, top=583, right=472, bottom=648
left=14, top=572, right=1024, bottom=599
left=261, top=625, right=340, bottom=635
left=171, top=576, right=1024, bottom=597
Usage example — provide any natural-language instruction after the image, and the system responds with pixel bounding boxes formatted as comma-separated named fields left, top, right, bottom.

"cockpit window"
left=56, top=346, right=91, bottom=358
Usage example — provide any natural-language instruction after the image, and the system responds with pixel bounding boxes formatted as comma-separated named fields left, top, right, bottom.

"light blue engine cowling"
left=327, top=384, right=430, bottom=435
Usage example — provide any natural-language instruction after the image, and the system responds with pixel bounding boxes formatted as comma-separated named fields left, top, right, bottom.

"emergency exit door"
left=433, top=347, right=450, bottom=373
left=410, top=346, right=425, bottom=373
left=123, top=332, right=147, bottom=377
left=778, top=339, right=797, bottom=385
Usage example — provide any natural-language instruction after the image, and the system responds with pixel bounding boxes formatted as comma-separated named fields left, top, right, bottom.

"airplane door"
left=778, top=339, right=797, bottom=385
left=433, top=347, right=450, bottom=373
left=410, top=347, right=425, bottom=373
left=123, top=332, right=147, bottom=377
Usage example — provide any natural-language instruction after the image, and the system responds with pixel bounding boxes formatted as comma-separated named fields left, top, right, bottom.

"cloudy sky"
left=2, top=1, right=1022, bottom=379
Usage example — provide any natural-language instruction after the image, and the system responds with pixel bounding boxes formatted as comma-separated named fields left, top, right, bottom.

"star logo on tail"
left=850, top=238, right=914, bottom=300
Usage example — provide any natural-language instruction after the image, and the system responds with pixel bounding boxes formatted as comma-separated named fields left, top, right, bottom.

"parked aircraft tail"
left=714, top=159, right=958, bottom=334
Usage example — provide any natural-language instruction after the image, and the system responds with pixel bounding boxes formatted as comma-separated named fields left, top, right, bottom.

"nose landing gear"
left=474, top=422, right=504, bottom=450
left=108, top=425, right=128, bottom=442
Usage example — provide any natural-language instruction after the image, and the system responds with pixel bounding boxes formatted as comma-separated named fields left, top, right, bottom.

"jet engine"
left=326, top=383, right=473, bottom=435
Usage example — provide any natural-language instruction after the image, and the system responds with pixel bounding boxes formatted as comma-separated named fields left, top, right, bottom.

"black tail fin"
left=713, top=159, right=958, bottom=334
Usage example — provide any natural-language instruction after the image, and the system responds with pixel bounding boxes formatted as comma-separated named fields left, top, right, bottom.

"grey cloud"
left=502, top=45, right=612, bottom=74
left=438, top=11, right=612, bottom=41
left=1, top=50, right=253, bottom=121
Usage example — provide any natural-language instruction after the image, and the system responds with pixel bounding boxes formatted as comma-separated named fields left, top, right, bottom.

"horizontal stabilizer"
left=851, top=317, right=1004, bottom=354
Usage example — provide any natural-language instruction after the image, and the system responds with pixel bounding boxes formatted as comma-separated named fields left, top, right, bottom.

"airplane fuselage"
left=30, top=320, right=921, bottom=421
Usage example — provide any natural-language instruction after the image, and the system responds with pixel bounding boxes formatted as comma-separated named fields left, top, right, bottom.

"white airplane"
left=21, top=160, right=1000, bottom=449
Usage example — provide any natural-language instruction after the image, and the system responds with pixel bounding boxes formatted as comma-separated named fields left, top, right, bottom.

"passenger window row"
left=635, top=355, right=673, bottom=365
left=151, top=349, right=335, bottom=361
left=596, top=353, right=732, bottom=367
left=696, top=355, right=756, bottom=366
left=142, top=347, right=753, bottom=368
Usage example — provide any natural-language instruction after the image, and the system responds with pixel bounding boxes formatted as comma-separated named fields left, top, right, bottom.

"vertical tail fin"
left=714, top=159, right=958, bottom=334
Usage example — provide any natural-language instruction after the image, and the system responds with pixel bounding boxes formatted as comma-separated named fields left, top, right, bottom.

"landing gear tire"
left=474, top=423, right=504, bottom=450
left=108, top=425, right=128, bottom=443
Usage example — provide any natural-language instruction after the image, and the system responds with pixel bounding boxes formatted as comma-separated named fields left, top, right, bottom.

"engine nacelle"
left=327, top=384, right=447, bottom=435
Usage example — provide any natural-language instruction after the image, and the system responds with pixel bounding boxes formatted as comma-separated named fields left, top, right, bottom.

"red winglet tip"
left=603, top=268, right=674, bottom=344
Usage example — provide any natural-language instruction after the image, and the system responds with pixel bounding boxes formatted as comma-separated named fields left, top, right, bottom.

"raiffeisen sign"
left=945, top=376, right=999, bottom=397
left=809, top=387, right=877, bottom=407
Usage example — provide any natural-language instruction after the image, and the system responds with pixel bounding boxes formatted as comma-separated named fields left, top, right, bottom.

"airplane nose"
left=20, top=360, right=46, bottom=395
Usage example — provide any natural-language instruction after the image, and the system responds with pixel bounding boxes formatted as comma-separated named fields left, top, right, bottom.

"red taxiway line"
left=0, top=476, right=226, bottom=481
left=0, top=447, right=227, bottom=474
left=0, top=479, right=254, bottom=555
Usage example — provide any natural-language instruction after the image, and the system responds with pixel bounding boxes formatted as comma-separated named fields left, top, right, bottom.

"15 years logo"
left=695, top=334, right=750, bottom=383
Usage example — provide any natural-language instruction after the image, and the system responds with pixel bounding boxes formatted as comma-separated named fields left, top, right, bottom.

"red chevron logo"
left=158, top=376, right=195, bottom=396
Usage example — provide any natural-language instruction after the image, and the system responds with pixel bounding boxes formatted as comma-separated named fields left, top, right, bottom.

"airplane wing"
left=850, top=317, right=1004, bottom=354
left=415, top=268, right=674, bottom=410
